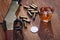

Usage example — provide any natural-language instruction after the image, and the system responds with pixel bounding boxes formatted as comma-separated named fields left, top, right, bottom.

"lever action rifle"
left=14, top=16, right=30, bottom=40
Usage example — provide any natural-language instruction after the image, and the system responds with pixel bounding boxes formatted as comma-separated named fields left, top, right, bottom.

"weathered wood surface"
left=0, top=25, right=6, bottom=40
left=14, top=0, right=60, bottom=40
left=7, top=30, right=13, bottom=40
left=0, top=0, right=12, bottom=22
left=6, top=0, right=60, bottom=40
left=16, top=6, right=41, bottom=40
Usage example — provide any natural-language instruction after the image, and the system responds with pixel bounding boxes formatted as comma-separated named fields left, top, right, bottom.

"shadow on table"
left=38, top=21, right=54, bottom=40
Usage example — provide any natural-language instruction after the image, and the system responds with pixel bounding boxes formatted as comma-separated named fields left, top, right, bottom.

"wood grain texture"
left=7, top=0, right=60, bottom=40
left=13, top=0, right=60, bottom=40
left=14, top=6, right=41, bottom=40
left=51, top=13, right=60, bottom=40
left=38, top=21, right=54, bottom=40
left=0, top=0, right=12, bottom=22
left=7, top=30, right=13, bottom=40
left=0, top=25, right=6, bottom=40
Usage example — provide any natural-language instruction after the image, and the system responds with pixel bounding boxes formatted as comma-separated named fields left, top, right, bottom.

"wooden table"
left=0, top=0, right=60, bottom=40
left=14, top=0, right=60, bottom=40
left=13, top=0, right=60, bottom=40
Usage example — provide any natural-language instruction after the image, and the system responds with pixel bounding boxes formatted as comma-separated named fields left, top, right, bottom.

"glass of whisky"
left=40, top=7, right=54, bottom=22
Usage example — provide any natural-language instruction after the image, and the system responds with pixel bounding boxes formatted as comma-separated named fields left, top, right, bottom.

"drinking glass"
left=40, top=7, right=54, bottom=22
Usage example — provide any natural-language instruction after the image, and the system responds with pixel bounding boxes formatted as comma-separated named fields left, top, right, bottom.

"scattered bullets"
left=23, top=4, right=39, bottom=21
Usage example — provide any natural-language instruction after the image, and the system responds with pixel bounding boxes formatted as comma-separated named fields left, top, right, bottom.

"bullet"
left=31, top=10, right=38, bottom=13
left=19, top=16, right=27, bottom=19
left=30, top=4, right=37, bottom=9
left=32, top=13, right=36, bottom=21
left=24, top=20, right=31, bottom=23
left=22, top=19, right=31, bottom=29
left=28, top=9, right=34, bottom=11
left=27, top=11, right=33, bottom=17
left=32, top=4, right=37, bottom=8
left=23, top=5, right=30, bottom=9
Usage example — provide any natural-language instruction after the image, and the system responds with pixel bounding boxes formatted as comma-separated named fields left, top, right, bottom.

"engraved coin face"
left=30, top=26, right=38, bottom=33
